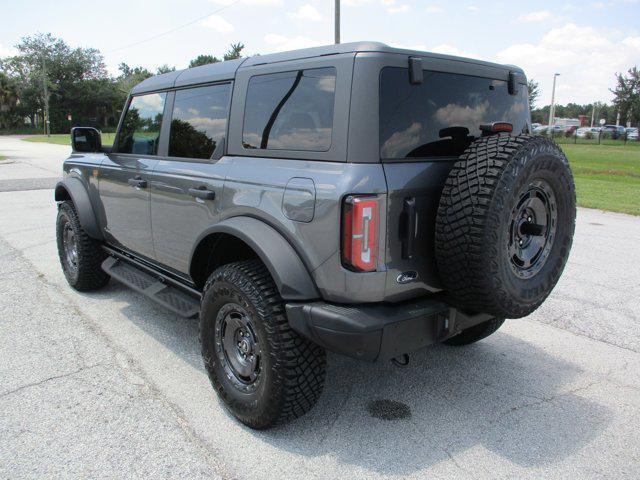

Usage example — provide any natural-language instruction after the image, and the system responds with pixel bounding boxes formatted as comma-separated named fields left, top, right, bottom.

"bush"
left=0, top=126, right=43, bottom=135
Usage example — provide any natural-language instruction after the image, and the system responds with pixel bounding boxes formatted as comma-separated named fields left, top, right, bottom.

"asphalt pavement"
left=0, top=136, right=639, bottom=479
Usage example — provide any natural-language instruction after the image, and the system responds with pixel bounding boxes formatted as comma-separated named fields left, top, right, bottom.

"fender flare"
left=54, top=178, right=103, bottom=240
left=191, top=217, right=319, bottom=301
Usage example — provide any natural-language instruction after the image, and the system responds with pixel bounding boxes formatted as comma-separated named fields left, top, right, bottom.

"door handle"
left=128, top=177, right=148, bottom=189
left=188, top=187, right=215, bottom=200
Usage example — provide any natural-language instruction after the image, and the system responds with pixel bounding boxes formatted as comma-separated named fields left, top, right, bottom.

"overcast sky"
left=1, top=0, right=639, bottom=106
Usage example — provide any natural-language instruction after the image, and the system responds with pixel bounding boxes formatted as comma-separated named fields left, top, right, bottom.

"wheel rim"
left=214, top=303, right=262, bottom=393
left=508, top=179, right=557, bottom=279
left=62, top=220, right=79, bottom=274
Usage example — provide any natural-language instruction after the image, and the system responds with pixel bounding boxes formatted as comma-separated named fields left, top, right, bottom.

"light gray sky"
left=2, top=0, right=639, bottom=106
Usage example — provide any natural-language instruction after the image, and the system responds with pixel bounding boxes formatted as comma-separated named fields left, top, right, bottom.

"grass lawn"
left=22, top=133, right=116, bottom=146
left=561, top=143, right=640, bottom=216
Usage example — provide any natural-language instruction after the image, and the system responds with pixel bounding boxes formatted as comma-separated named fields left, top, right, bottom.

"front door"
left=150, top=83, right=233, bottom=275
left=99, top=91, right=167, bottom=260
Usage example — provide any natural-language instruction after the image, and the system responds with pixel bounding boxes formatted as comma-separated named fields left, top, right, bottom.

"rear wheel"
left=200, top=260, right=326, bottom=429
left=435, top=134, right=576, bottom=318
left=56, top=201, right=109, bottom=291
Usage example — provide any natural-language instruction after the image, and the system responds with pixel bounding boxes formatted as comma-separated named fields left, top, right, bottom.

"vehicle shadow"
left=95, top=281, right=612, bottom=476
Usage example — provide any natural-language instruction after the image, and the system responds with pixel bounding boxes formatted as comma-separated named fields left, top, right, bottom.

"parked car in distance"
left=626, top=127, right=638, bottom=140
left=576, top=127, right=600, bottom=138
left=601, top=125, right=626, bottom=139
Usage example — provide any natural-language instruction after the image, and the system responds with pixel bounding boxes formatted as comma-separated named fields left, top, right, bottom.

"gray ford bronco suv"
left=55, top=42, right=575, bottom=429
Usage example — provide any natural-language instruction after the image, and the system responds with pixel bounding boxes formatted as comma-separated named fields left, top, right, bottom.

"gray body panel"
left=99, top=153, right=158, bottom=260
left=150, top=157, right=232, bottom=273
left=59, top=41, right=529, bottom=305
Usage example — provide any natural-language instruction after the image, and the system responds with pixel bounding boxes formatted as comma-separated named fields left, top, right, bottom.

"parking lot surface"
left=1, top=137, right=639, bottom=479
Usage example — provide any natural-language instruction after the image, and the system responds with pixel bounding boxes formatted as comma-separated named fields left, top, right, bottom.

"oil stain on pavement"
left=367, top=399, right=411, bottom=421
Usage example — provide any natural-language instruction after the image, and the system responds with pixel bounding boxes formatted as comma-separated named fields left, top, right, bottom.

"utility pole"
left=590, top=104, right=595, bottom=127
left=548, top=73, right=560, bottom=132
left=335, top=0, right=340, bottom=44
left=41, top=56, right=50, bottom=137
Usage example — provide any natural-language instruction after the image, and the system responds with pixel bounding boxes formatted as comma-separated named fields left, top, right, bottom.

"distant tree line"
left=528, top=68, right=639, bottom=127
left=0, top=33, right=244, bottom=133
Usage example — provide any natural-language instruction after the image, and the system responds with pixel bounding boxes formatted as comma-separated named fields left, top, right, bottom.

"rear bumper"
left=285, top=296, right=494, bottom=361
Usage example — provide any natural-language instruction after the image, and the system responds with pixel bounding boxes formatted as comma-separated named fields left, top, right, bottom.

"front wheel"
left=199, top=260, right=326, bottom=429
left=56, top=201, right=109, bottom=291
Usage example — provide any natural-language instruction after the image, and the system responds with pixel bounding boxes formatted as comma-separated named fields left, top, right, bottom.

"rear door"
left=377, top=60, right=530, bottom=299
left=99, top=92, right=167, bottom=259
left=149, top=82, right=233, bottom=275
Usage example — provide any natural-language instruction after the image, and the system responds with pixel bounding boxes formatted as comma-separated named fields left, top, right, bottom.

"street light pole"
left=335, top=0, right=340, bottom=44
left=548, top=73, right=560, bottom=132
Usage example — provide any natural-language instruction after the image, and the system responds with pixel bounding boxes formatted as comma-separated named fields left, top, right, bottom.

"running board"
left=102, top=256, right=200, bottom=318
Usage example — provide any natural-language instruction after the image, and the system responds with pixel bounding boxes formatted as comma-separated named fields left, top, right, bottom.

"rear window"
left=242, top=67, right=336, bottom=152
left=380, top=68, right=530, bottom=160
left=168, top=83, right=231, bottom=160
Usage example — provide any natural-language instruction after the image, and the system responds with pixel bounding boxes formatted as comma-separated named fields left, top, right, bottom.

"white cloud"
left=343, top=0, right=372, bottom=5
left=425, top=5, right=444, bottom=13
left=517, top=10, right=552, bottom=22
left=199, top=15, right=234, bottom=33
left=263, top=34, right=324, bottom=52
left=590, top=1, right=613, bottom=8
left=388, top=4, right=409, bottom=13
left=495, top=23, right=640, bottom=104
left=467, top=5, right=479, bottom=12
left=289, top=4, right=322, bottom=21
left=210, top=0, right=282, bottom=5
left=0, top=43, right=17, bottom=58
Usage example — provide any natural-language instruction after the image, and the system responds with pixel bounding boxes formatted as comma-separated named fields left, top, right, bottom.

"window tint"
left=243, top=67, right=336, bottom=151
left=168, top=84, right=231, bottom=159
left=116, top=92, right=166, bottom=155
left=380, top=68, right=530, bottom=159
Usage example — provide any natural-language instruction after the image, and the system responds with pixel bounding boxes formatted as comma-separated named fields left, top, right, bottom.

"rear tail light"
left=342, top=195, right=379, bottom=272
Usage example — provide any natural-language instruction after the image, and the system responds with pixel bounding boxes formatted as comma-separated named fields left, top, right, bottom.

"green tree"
left=188, top=43, right=245, bottom=68
left=156, top=64, right=176, bottom=75
left=0, top=72, right=20, bottom=128
left=189, top=54, right=219, bottom=68
left=612, top=66, right=639, bottom=126
left=527, top=78, right=539, bottom=112
left=1, top=33, right=108, bottom=132
left=224, top=43, right=244, bottom=61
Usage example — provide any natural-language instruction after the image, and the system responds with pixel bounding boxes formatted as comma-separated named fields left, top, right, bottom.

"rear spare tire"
left=435, top=134, right=575, bottom=318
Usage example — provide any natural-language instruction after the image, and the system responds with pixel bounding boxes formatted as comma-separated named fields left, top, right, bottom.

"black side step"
left=102, top=256, right=200, bottom=318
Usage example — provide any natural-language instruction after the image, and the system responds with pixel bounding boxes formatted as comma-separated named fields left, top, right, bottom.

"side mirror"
left=71, top=127, right=102, bottom=153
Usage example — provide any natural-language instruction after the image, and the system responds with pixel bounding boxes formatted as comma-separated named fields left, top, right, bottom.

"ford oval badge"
left=396, top=271, right=419, bottom=284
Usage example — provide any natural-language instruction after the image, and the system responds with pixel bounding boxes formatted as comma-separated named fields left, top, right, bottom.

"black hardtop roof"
left=130, top=41, right=523, bottom=95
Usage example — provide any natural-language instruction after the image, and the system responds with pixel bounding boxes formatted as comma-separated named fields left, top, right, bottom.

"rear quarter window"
left=242, top=67, right=336, bottom=152
left=379, top=67, right=530, bottom=160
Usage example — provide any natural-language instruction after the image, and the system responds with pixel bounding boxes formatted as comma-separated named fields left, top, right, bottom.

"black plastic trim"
left=286, top=296, right=493, bottom=361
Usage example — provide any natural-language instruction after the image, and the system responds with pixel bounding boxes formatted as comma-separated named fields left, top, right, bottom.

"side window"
left=168, top=84, right=231, bottom=159
left=242, top=67, right=336, bottom=152
left=115, top=92, right=166, bottom=155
